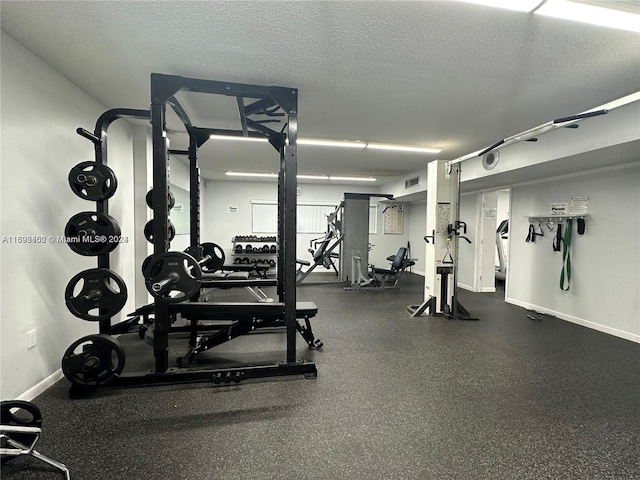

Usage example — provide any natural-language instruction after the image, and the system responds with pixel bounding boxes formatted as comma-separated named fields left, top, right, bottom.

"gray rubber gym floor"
left=4, top=273, right=640, bottom=479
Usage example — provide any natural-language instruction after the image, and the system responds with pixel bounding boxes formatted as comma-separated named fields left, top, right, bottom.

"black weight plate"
left=0, top=400, right=43, bottom=463
left=65, top=268, right=127, bottom=321
left=144, top=251, right=202, bottom=303
left=144, top=220, right=175, bottom=243
left=68, top=161, right=117, bottom=201
left=200, top=242, right=225, bottom=272
left=64, top=212, right=121, bottom=256
left=61, top=334, right=125, bottom=387
left=146, top=189, right=176, bottom=210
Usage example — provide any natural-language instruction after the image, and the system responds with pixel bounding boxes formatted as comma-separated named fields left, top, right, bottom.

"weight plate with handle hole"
left=64, top=212, right=121, bottom=256
left=200, top=242, right=225, bottom=272
left=61, top=334, right=125, bottom=387
left=144, top=251, right=202, bottom=303
left=68, top=161, right=118, bottom=201
left=0, top=400, right=43, bottom=463
left=146, top=189, right=175, bottom=210
left=144, top=220, right=175, bottom=243
left=65, top=268, right=127, bottom=321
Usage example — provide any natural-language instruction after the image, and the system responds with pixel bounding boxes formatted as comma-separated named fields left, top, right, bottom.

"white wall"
left=408, top=201, right=426, bottom=275
left=507, top=164, right=640, bottom=342
left=0, top=32, right=136, bottom=399
left=201, top=180, right=411, bottom=270
left=457, top=193, right=478, bottom=290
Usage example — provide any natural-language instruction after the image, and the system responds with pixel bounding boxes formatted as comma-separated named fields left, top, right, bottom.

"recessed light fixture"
left=456, top=0, right=543, bottom=12
left=535, top=0, right=640, bottom=33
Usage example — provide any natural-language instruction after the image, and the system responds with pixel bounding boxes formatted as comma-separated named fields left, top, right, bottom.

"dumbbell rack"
left=231, top=235, right=278, bottom=272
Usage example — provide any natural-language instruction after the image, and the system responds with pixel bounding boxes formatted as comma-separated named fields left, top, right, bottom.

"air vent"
left=405, top=176, right=420, bottom=189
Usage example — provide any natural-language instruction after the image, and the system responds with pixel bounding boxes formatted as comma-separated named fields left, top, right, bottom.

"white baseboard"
left=458, top=283, right=474, bottom=291
left=507, top=298, right=640, bottom=344
left=17, top=369, right=64, bottom=401
left=481, top=286, right=496, bottom=293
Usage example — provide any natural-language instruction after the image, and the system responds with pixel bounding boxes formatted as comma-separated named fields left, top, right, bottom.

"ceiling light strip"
left=535, top=0, right=640, bottom=33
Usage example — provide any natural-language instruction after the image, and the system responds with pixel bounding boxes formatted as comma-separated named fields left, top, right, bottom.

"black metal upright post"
left=150, top=76, right=172, bottom=373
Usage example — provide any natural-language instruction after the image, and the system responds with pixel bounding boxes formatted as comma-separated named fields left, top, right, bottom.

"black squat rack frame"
left=124, top=73, right=315, bottom=388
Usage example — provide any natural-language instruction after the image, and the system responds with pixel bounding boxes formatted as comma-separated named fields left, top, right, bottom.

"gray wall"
left=0, top=33, right=136, bottom=399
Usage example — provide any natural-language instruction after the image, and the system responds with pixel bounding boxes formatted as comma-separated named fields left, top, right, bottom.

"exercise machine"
left=407, top=160, right=477, bottom=320
left=495, top=219, right=508, bottom=282
left=296, top=203, right=344, bottom=284
left=369, top=247, right=415, bottom=288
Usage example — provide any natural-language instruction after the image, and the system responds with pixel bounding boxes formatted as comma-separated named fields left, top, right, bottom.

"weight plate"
left=68, top=161, right=118, bottom=201
left=64, top=212, right=121, bottom=256
left=201, top=242, right=225, bottom=272
left=61, top=334, right=125, bottom=387
left=65, top=268, right=127, bottom=321
left=144, top=220, right=175, bottom=243
left=0, top=400, right=43, bottom=463
left=144, top=251, right=202, bottom=303
left=146, top=189, right=176, bottom=210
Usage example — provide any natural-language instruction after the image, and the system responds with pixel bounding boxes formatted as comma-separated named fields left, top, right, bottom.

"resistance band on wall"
left=560, top=218, right=573, bottom=291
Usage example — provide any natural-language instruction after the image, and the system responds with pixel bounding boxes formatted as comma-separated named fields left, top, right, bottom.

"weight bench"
left=1, top=401, right=71, bottom=479
left=168, top=301, right=323, bottom=365
left=369, top=247, right=415, bottom=288
left=202, top=271, right=276, bottom=302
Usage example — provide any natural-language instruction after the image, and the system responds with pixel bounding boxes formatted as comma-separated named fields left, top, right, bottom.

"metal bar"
left=236, top=96, right=248, bottom=136
left=553, top=109, right=607, bottom=124
left=150, top=77, right=171, bottom=373
left=108, top=362, right=317, bottom=388
left=188, top=132, right=200, bottom=249
left=283, top=115, right=298, bottom=364
left=167, top=96, right=192, bottom=128
left=244, top=97, right=279, bottom=116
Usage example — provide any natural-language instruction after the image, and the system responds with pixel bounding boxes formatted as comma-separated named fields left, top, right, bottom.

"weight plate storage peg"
left=144, top=220, right=175, bottom=243
left=65, top=268, right=128, bottom=321
left=64, top=212, right=121, bottom=256
left=146, top=188, right=176, bottom=210
left=68, top=161, right=118, bottom=201
left=61, top=334, right=126, bottom=387
left=144, top=251, right=202, bottom=303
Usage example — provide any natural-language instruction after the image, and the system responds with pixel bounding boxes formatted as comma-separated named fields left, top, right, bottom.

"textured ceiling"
left=1, top=1, right=639, bottom=185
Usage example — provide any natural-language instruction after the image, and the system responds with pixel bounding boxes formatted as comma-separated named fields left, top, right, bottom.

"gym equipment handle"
left=76, top=127, right=101, bottom=144
left=82, top=290, right=102, bottom=301
left=152, top=272, right=180, bottom=292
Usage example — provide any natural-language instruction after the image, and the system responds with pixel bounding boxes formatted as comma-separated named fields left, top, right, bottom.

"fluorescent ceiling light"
left=298, top=139, right=365, bottom=148
left=297, top=174, right=330, bottom=180
left=211, top=135, right=268, bottom=142
left=367, top=143, right=442, bottom=154
left=329, top=176, right=376, bottom=182
left=212, top=134, right=440, bottom=153
left=225, top=171, right=277, bottom=178
left=456, top=0, right=543, bottom=12
left=535, top=0, right=640, bottom=32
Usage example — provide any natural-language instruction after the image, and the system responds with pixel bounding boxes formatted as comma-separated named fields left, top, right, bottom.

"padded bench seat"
left=171, top=301, right=318, bottom=321
left=201, top=278, right=278, bottom=288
